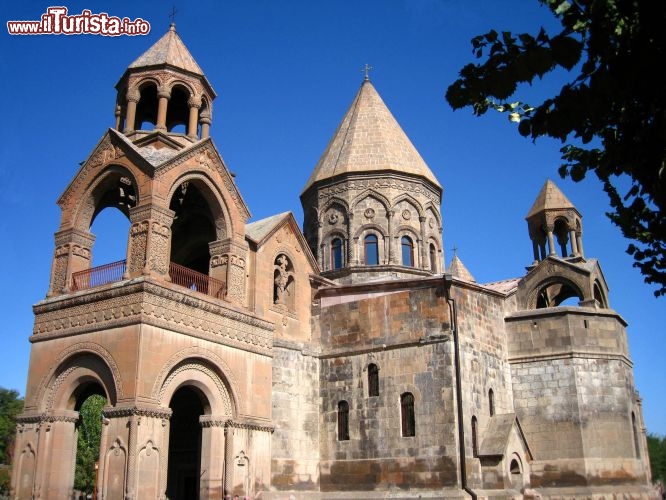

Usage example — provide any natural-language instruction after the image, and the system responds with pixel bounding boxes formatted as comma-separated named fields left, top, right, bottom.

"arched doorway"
left=166, top=386, right=207, bottom=500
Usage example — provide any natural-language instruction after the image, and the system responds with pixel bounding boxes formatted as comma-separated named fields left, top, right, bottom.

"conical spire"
left=128, top=23, right=204, bottom=75
left=447, top=254, right=475, bottom=282
left=526, top=179, right=576, bottom=218
left=302, top=80, right=441, bottom=192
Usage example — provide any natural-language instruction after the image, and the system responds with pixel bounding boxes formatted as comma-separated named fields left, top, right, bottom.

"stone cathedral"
left=11, top=25, right=656, bottom=500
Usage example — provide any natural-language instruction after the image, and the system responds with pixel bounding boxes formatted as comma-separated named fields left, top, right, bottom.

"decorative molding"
left=103, top=406, right=172, bottom=420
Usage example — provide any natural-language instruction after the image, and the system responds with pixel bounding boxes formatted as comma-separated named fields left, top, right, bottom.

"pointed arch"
left=391, top=193, right=425, bottom=219
left=528, top=275, right=585, bottom=309
left=350, top=189, right=390, bottom=213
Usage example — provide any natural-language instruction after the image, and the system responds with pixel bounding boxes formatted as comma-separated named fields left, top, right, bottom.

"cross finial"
left=452, top=245, right=458, bottom=257
left=363, top=63, right=373, bottom=81
left=169, top=5, right=178, bottom=26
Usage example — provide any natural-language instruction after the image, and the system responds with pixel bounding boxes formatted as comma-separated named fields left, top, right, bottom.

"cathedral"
left=11, top=24, right=656, bottom=499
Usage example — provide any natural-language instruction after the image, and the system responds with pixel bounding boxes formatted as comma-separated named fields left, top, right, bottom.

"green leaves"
left=74, top=394, right=106, bottom=494
left=0, top=388, right=23, bottom=465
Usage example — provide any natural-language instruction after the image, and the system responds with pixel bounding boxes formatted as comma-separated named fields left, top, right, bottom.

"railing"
left=70, top=260, right=226, bottom=300
left=169, top=262, right=227, bottom=299
left=71, top=260, right=127, bottom=291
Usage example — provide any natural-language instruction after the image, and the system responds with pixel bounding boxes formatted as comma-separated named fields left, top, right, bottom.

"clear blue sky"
left=1, top=1, right=664, bottom=435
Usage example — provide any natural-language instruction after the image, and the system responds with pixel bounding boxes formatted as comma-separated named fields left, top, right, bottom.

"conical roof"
left=447, top=254, right=475, bottom=282
left=302, top=80, right=441, bottom=193
left=128, top=23, right=204, bottom=75
left=526, top=179, right=576, bottom=218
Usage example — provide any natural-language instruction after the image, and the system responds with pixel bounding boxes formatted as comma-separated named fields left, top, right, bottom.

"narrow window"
left=400, top=392, right=415, bottom=437
left=338, top=401, right=350, bottom=441
left=331, top=238, right=343, bottom=270
left=632, top=412, right=641, bottom=458
left=368, top=364, right=379, bottom=397
left=364, top=234, right=379, bottom=265
left=401, top=236, right=414, bottom=267
left=472, top=416, right=478, bottom=457
left=429, top=243, right=437, bottom=272
left=489, top=389, right=495, bottom=417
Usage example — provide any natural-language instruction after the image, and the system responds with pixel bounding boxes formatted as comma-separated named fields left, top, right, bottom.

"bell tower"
left=13, top=26, right=274, bottom=500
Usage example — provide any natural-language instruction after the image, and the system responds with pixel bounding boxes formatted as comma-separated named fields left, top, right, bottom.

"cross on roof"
left=169, top=5, right=178, bottom=25
left=363, top=63, right=373, bottom=81
left=452, top=245, right=458, bottom=257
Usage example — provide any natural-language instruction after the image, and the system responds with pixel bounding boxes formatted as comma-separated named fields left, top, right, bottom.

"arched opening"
left=488, top=389, right=495, bottom=417
left=273, top=254, right=295, bottom=311
left=74, top=391, right=106, bottom=498
left=337, top=401, right=350, bottom=441
left=553, top=218, right=570, bottom=257
left=91, top=207, right=130, bottom=268
left=136, top=83, right=158, bottom=130
left=401, top=236, right=414, bottom=267
left=169, top=181, right=217, bottom=275
left=167, top=386, right=206, bottom=500
left=166, top=85, right=190, bottom=134
left=429, top=243, right=437, bottom=272
left=400, top=392, right=415, bottom=437
left=368, top=363, right=379, bottom=397
left=471, top=415, right=478, bottom=457
left=535, top=280, right=583, bottom=308
left=593, top=282, right=607, bottom=308
left=509, top=457, right=523, bottom=489
left=331, top=237, right=344, bottom=270
left=364, top=234, right=379, bottom=266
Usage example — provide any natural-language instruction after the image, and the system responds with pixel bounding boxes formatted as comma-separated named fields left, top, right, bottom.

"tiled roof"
left=128, top=24, right=204, bottom=75
left=302, top=80, right=441, bottom=192
left=482, top=277, right=521, bottom=294
left=245, top=212, right=291, bottom=243
left=447, top=255, right=475, bottom=282
left=526, top=179, right=576, bottom=218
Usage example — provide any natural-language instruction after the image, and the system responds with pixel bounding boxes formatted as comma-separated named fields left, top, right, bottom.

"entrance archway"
left=166, top=386, right=207, bottom=500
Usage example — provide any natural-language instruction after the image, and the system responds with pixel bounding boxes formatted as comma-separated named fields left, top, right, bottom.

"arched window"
left=400, top=392, right=415, bottom=437
left=471, top=415, right=478, bottom=457
left=364, top=234, right=379, bottom=265
left=429, top=243, right=437, bottom=272
left=338, top=401, right=350, bottom=441
left=401, top=236, right=414, bottom=267
left=331, top=238, right=344, bottom=270
left=489, top=389, right=495, bottom=417
left=368, top=364, right=379, bottom=397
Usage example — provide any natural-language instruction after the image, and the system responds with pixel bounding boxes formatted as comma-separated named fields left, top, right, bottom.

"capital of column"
left=199, top=110, right=212, bottom=124
left=157, top=86, right=171, bottom=100
left=188, top=95, right=202, bottom=108
left=126, top=89, right=141, bottom=103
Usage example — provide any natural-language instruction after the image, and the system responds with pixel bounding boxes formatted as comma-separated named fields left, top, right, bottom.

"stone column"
left=44, top=412, right=79, bottom=500
left=532, top=240, right=540, bottom=264
left=576, top=232, right=585, bottom=258
left=546, top=226, right=556, bottom=256
left=155, top=86, right=171, bottom=132
left=224, top=425, right=235, bottom=499
left=317, top=220, right=324, bottom=270
left=569, top=228, right=579, bottom=256
left=126, top=205, right=175, bottom=280
left=115, top=104, right=122, bottom=130
left=199, top=416, right=227, bottom=500
left=419, top=216, right=428, bottom=269
left=96, top=415, right=110, bottom=500
left=209, top=240, right=229, bottom=299
left=124, top=89, right=140, bottom=134
left=210, top=237, right=248, bottom=306
left=387, top=210, right=396, bottom=264
left=187, top=96, right=201, bottom=139
left=48, top=228, right=95, bottom=296
left=347, top=212, right=355, bottom=266
left=200, top=110, right=212, bottom=139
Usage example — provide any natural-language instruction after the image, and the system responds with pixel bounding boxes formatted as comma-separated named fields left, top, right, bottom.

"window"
left=429, top=244, right=437, bottom=272
left=471, top=416, right=478, bottom=457
left=401, top=236, right=414, bottom=267
left=400, top=392, right=415, bottom=437
left=331, top=238, right=343, bottom=270
left=364, top=234, right=379, bottom=265
left=489, top=389, right=495, bottom=416
left=368, top=364, right=379, bottom=397
left=338, top=401, right=350, bottom=441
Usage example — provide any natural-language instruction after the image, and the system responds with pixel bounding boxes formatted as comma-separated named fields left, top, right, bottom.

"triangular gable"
left=57, top=128, right=155, bottom=209
left=152, top=137, right=251, bottom=220
left=132, top=130, right=188, bottom=151
left=246, top=212, right=320, bottom=272
left=479, top=413, right=533, bottom=461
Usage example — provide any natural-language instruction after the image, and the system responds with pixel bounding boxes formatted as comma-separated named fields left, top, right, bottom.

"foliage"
left=648, top=433, right=666, bottom=485
left=446, top=0, right=666, bottom=296
left=74, top=394, right=106, bottom=495
left=0, top=388, right=23, bottom=465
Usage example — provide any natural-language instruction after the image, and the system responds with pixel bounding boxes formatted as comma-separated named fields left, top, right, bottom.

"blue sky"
left=1, top=1, right=664, bottom=435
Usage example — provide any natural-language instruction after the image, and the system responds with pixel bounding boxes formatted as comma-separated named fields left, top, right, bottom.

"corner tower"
left=300, top=78, right=444, bottom=284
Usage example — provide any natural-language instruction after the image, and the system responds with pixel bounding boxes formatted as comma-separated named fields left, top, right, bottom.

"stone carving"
left=317, top=178, right=439, bottom=204
left=364, top=208, right=375, bottom=219
left=159, top=362, right=233, bottom=416
left=274, top=255, right=293, bottom=305
left=402, top=210, right=411, bottom=221
left=328, top=213, right=339, bottom=225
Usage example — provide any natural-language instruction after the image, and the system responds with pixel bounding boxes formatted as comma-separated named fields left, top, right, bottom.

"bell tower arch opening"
left=135, top=81, right=158, bottom=131
left=166, top=84, right=191, bottom=134
left=166, top=386, right=207, bottom=500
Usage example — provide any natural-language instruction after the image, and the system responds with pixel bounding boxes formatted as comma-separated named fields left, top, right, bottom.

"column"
left=200, top=110, right=212, bottom=139
left=576, top=232, right=585, bottom=258
left=155, top=86, right=171, bottom=132
left=569, top=228, right=579, bottom=256
left=224, top=425, right=235, bottom=499
left=347, top=212, right=355, bottom=266
left=48, top=228, right=95, bottom=296
left=209, top=240, right=229, bottom=299
left=114, top=104, right=122, bottom=130
left=387, top=210, right=396, bottom=264
left=532, top=240, right=540, bottom=264
left=209, top=237, right=248, bottom=306
left=124, top=89, right=140, bottom=134
left=199, top=416, right=227, bottom=499
left=187, top=96, right=201, bottom=139
left=419, top=216, right=428, bottom=269
left=126, top=205, right=175, bottom=280
left=546, top=226, right=556, bottom=256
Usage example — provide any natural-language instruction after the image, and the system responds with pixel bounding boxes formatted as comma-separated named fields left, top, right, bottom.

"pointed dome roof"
left=526, top=179, right=576, bottom=218
left=128, top=23, right=204, bottom=75
left=302, top=80, right=441, bottom=193
left=447, top=254, right=475, bottom=282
